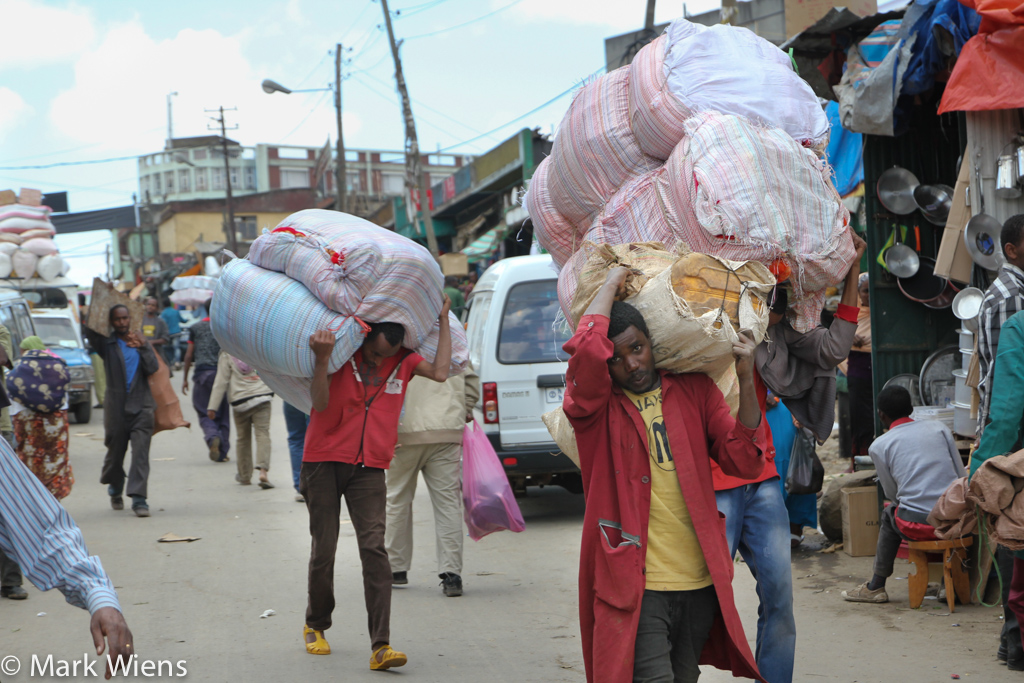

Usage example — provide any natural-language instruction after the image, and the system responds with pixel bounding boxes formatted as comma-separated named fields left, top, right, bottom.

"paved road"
left=1, top=392, right=1020, bottom=682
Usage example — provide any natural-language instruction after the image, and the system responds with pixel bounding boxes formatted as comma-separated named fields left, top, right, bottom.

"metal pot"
left=958, top=327, right=974, bottom=350
left=1015, top=141, right=1024, bottom=186
left=964, top=165, right=1004, bottom=271
left=952, top=401, right=977, bottom=437
left=897, top=256, right=949, bottom=304
left=884, top=229, right=920, bottom=278
left=953, top=369, right=971, bottom=405
left=922, top=278, right=960, bottom=310
left=952, top=287, right=984, bottom=332
left=877, top=167, right=920, bottom=215
left=914, top=184, right=954, bottom=226
left=996, top=153, right=1022, bottom=199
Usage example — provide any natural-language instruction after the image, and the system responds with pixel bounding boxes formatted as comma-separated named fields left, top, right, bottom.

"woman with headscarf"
left=846, top=273, right=874, bottom=465
left=6, top=336, right=72, bottom=499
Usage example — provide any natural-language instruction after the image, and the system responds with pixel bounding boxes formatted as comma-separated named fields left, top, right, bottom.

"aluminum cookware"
left=953, top=369, right=971, bottom=405
left=952, top=401, right=977, bottom=437
left=958, top=327, right=974, bottom=350
left=877, top=166, right=920, bottom=215
left=952, top=287, right=984, bottom=332
left=964, top=165, right=1004, bottom=271
left=997, top=152, right=1022, bottom=199
left=913, top=184, right=954, bottom=226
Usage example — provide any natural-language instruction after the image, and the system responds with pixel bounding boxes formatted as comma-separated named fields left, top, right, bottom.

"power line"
left=403, top=0, right=526, bottom=40
left=436, top=66, right=605, bottom=152
left=279, top=89, right=333, bottom=143
left=0, top=154, right=141, bottom=171
left=339, top=0, right=377, bottom=43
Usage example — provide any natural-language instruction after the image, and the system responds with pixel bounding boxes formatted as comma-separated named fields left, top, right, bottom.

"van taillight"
left=483, top=382, right=499, bottom=424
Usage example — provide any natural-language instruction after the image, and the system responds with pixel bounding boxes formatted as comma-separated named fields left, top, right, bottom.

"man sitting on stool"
left=842, top=385, right=966, bottom=604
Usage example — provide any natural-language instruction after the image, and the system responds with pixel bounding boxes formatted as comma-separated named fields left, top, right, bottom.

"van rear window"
left=498, top=281, right=571, bottom=364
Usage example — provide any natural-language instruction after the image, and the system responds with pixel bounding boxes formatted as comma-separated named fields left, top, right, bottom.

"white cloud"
left=0, top=87, right=31, bottom=141
left=49, top=21, right=354, bottom=154
left=0, top=0, right=96, bottom=70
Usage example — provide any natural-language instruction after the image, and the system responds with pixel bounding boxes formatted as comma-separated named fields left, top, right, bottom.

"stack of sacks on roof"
left=210, top=209, right=468, bottom=413
left=525, top=17, right=856, bottom=335
left=0, top=189, right=68, bottom=282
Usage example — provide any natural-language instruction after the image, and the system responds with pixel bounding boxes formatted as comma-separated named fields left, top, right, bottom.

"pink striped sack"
left=248, top=209, right=444, bottom=349
left=523, top=158, right=581, bottom=269
left=657, top=112, right=854, bottom=332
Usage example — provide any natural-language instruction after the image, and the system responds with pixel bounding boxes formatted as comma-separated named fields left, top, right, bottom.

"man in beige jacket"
left=207, top=353, right=275, bottom=489
left=387, top=367, right=479, bottom=597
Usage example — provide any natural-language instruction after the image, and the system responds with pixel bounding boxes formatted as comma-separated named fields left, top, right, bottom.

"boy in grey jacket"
left=208, top=352, right=275, bottom=488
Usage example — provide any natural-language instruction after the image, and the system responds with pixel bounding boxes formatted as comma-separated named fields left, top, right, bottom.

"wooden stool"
left=907, top=537, right=973, bottom=612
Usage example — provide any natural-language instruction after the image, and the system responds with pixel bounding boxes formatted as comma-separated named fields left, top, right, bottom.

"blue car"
left=31, top=311, right=95, bottom=424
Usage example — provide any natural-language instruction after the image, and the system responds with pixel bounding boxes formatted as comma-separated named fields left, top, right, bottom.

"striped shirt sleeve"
left=0, top=440, right=120, bottom=615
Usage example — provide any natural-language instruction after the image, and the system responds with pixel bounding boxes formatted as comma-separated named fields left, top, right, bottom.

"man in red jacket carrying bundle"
left=563, top=267, right=766, bottom=683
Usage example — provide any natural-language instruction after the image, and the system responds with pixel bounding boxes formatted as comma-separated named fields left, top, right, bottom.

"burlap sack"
left=149, top=353, right=189, bottom=434
left=542, top=408, right=579, bottom=469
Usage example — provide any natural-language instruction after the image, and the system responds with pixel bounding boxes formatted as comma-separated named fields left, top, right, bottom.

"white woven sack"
left=0, top=242, right=18, bottom=255
left=170, top=288, right=215, bottom=307
left=11, top=249, right=37, bottom=279
left=36, top=254, right=62, bottom=282
left=629, top=19, right=829, bottom=160
left=253, top=310, right=470, bottom=416
left=545, top=67, right=661, bottom=227
left=0, top=253, right=12, bottom=279
left=21, top=237, right=58, bottom=257
left=249, top=209, right=444, bottom=349
left=172, top=275, right=218, bottom=291
left=0, top=217, right=52, bottom=234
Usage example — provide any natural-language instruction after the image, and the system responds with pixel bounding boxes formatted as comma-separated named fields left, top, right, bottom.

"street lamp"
left=261, top=45, right=348, bottom=215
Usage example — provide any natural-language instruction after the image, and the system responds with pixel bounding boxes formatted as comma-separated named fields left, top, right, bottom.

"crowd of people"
left=6, top=218, right=1024, bottom=680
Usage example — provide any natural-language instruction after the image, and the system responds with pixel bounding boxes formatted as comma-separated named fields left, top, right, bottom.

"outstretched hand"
left=90, top=607, right=133, bottom=680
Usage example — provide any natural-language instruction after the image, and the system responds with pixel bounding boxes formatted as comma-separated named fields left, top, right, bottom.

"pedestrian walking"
left=161, top=300, right=187, bottom=370
left=283, top=402, right=308, bottom=503
left=387, top=366, right=479, bottom=597
left=207, top=351, right=275, bottom=488
left=8, top=336, right=73, bottom=500
left=563, top=267, right=766, bottom=683
left=142, top=297, right=170, bottom=377
left=300, top=297, right=452, bottom=672
left=0, top=320, right=25, bottom=601
left=181, top=299, right=230, bottom=462
left=84, top=304, right=160, bottom=518
left=443, top=275, right=465, bottom=320
left=0, top=435, right=134, bottom=673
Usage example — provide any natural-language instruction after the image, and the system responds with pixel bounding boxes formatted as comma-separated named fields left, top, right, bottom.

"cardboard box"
left=437, top=253, right=468, bottom=278
left=842, top=487, right=880, bottom=557
left=785, top=0, right=877, bottom=40
left=934, top=144, right=974, bottom=284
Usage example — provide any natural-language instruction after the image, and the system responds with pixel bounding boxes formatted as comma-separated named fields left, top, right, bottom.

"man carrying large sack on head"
left=300, top=296, right=452, bottom=672
left=563, top=266, right=766, bottom=683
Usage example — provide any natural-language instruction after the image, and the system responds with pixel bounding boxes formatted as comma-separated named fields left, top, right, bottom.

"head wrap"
left=20, top=336, right=46, bottom=351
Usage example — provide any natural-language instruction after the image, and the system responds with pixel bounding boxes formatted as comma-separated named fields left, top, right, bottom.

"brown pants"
left=300, top=461, right=391, bottom=650
left=233, top=402, right=272, bottom=483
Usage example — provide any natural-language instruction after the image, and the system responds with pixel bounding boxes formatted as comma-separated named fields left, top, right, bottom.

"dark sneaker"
left=392, top=571, right=408, bottom=586
left=110, top=495, right=124, bottom=511
left=440, top=572, right=462, bottom=597
left=1009, top=659, right=1024, bottom=672
left=209, top=436, right=221, bottom=461
left=1, top=585, right=28, bottom=600
left=133, top=506, right=151, bottom=518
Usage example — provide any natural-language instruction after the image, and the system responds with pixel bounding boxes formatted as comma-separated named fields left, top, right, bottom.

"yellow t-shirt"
left=624, top=386, right=713, bottom=591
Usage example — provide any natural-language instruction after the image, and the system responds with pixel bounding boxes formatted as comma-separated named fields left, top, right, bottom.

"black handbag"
left=785, top=427, right=824, bottom=495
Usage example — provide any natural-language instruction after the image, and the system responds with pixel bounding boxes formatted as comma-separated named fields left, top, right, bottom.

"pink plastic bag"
left=462, top=421, right=526, bottom=541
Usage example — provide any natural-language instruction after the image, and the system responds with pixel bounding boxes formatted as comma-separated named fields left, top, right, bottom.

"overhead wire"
left=403, top=0, right=527, bottom=40
left=278, top=89, right=333, bottom=143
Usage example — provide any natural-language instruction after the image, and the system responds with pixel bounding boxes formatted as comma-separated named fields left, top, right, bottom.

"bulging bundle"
left=249, top=209, right=444, bottom=349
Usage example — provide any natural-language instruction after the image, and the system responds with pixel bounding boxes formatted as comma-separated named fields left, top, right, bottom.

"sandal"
left=370, top=644, right=407, bottom=671
left=303, top=626, right=330, bottom=655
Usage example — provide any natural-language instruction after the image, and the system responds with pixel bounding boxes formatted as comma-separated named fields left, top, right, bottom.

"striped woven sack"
left=210, top=259, right=368, bottom=377
left=545, top=67, right=661, bottom=228
left=248, top=209, right=444, bottom=349
left=657, top=112, right=855, bottom=332
left=628, top=19, right=830, bottom=161
left=524, top=158, right=581, bottom=269
left=252, top=310, right=470, bottom=415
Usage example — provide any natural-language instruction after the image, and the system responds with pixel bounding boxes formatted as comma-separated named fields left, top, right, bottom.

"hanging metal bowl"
left=877, top=166, right=920, bottom=215
left=913, top=184, right=954, bottom=226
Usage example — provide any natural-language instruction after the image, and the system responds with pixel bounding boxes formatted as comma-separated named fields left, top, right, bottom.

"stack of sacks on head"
left=210, top=209, right=469, bottom=414
left=169, top=274, right=219, bottom=308
left=526, top=17, right=856, bottom=337
left=0, top=189, right=67, bottom=282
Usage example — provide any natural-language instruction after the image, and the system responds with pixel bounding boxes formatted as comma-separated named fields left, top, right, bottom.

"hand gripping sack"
left=248, top=209, right=444, bottom=349
left=462, top=421, right=526, bottom=541
left=785, top=427, right=824, bottom=495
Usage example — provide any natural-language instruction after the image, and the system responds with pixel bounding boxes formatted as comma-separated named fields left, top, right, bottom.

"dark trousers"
left=192, top=368, right=229, bottom=458
left=633, top=587, right=719, bottom=683
left=283, top=402, right=309, bottom=493
left=872, top=505, right=917, bottom=579
left=0, top=548, right=22, bottom=588
left=101, top=410, right=154, bottom=499
left=1000, top=547, right=1024, bottom=662
left=301, top=461, right=392, bottom=650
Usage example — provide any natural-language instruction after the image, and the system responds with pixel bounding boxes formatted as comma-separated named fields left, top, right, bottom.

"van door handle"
left=536, top=374, right=566, bottom=388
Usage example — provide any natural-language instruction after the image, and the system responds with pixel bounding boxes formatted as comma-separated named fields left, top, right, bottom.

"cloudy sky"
left=0, top=0, right=719, bottom=284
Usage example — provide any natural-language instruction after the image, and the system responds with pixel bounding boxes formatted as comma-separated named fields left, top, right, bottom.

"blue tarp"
left=899, top=0, right=981, bottom=97
left=825, top=101, right=864, bottom=198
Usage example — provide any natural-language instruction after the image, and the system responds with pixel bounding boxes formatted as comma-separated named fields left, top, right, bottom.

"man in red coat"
left=564, top=267, right=766, bottom=683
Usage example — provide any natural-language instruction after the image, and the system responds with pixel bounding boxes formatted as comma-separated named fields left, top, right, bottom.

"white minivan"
left=464, top=255, right=580, bottom=494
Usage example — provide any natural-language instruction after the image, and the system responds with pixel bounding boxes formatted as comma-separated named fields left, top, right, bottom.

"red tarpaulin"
left=939, top=0, right=1024, bottom=113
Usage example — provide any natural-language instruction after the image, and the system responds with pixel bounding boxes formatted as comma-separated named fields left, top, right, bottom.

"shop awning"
left=460, top=222, right=509, bottom=263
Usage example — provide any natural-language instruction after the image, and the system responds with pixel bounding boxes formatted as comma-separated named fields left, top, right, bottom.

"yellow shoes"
left=303, top=626, right=331, bottom=655
left=370, top=645, right=408, bottom=671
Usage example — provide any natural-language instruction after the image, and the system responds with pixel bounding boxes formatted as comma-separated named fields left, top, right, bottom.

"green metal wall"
left=864, top=107, right=966, bottom=418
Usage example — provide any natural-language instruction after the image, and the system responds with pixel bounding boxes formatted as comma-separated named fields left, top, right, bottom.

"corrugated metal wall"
left=864, top=106, right=965, bottom=414
left=965, top=109, right=1024, bottom=226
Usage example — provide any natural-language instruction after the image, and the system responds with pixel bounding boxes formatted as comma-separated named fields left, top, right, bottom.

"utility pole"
left=335, top=43, right=348, bottom=214
left=380, top=0, right=439, bottom=257
left=207, top=106, right=239, bottom=254
left=166, top=91, right=178, bottom=147
left=644, top=0, right=656, bottom=31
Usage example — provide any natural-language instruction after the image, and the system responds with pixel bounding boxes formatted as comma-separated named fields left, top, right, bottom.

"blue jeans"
left=716, top=478, right=795, bottom=683
left=282, top=402, right=308, bottom=493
